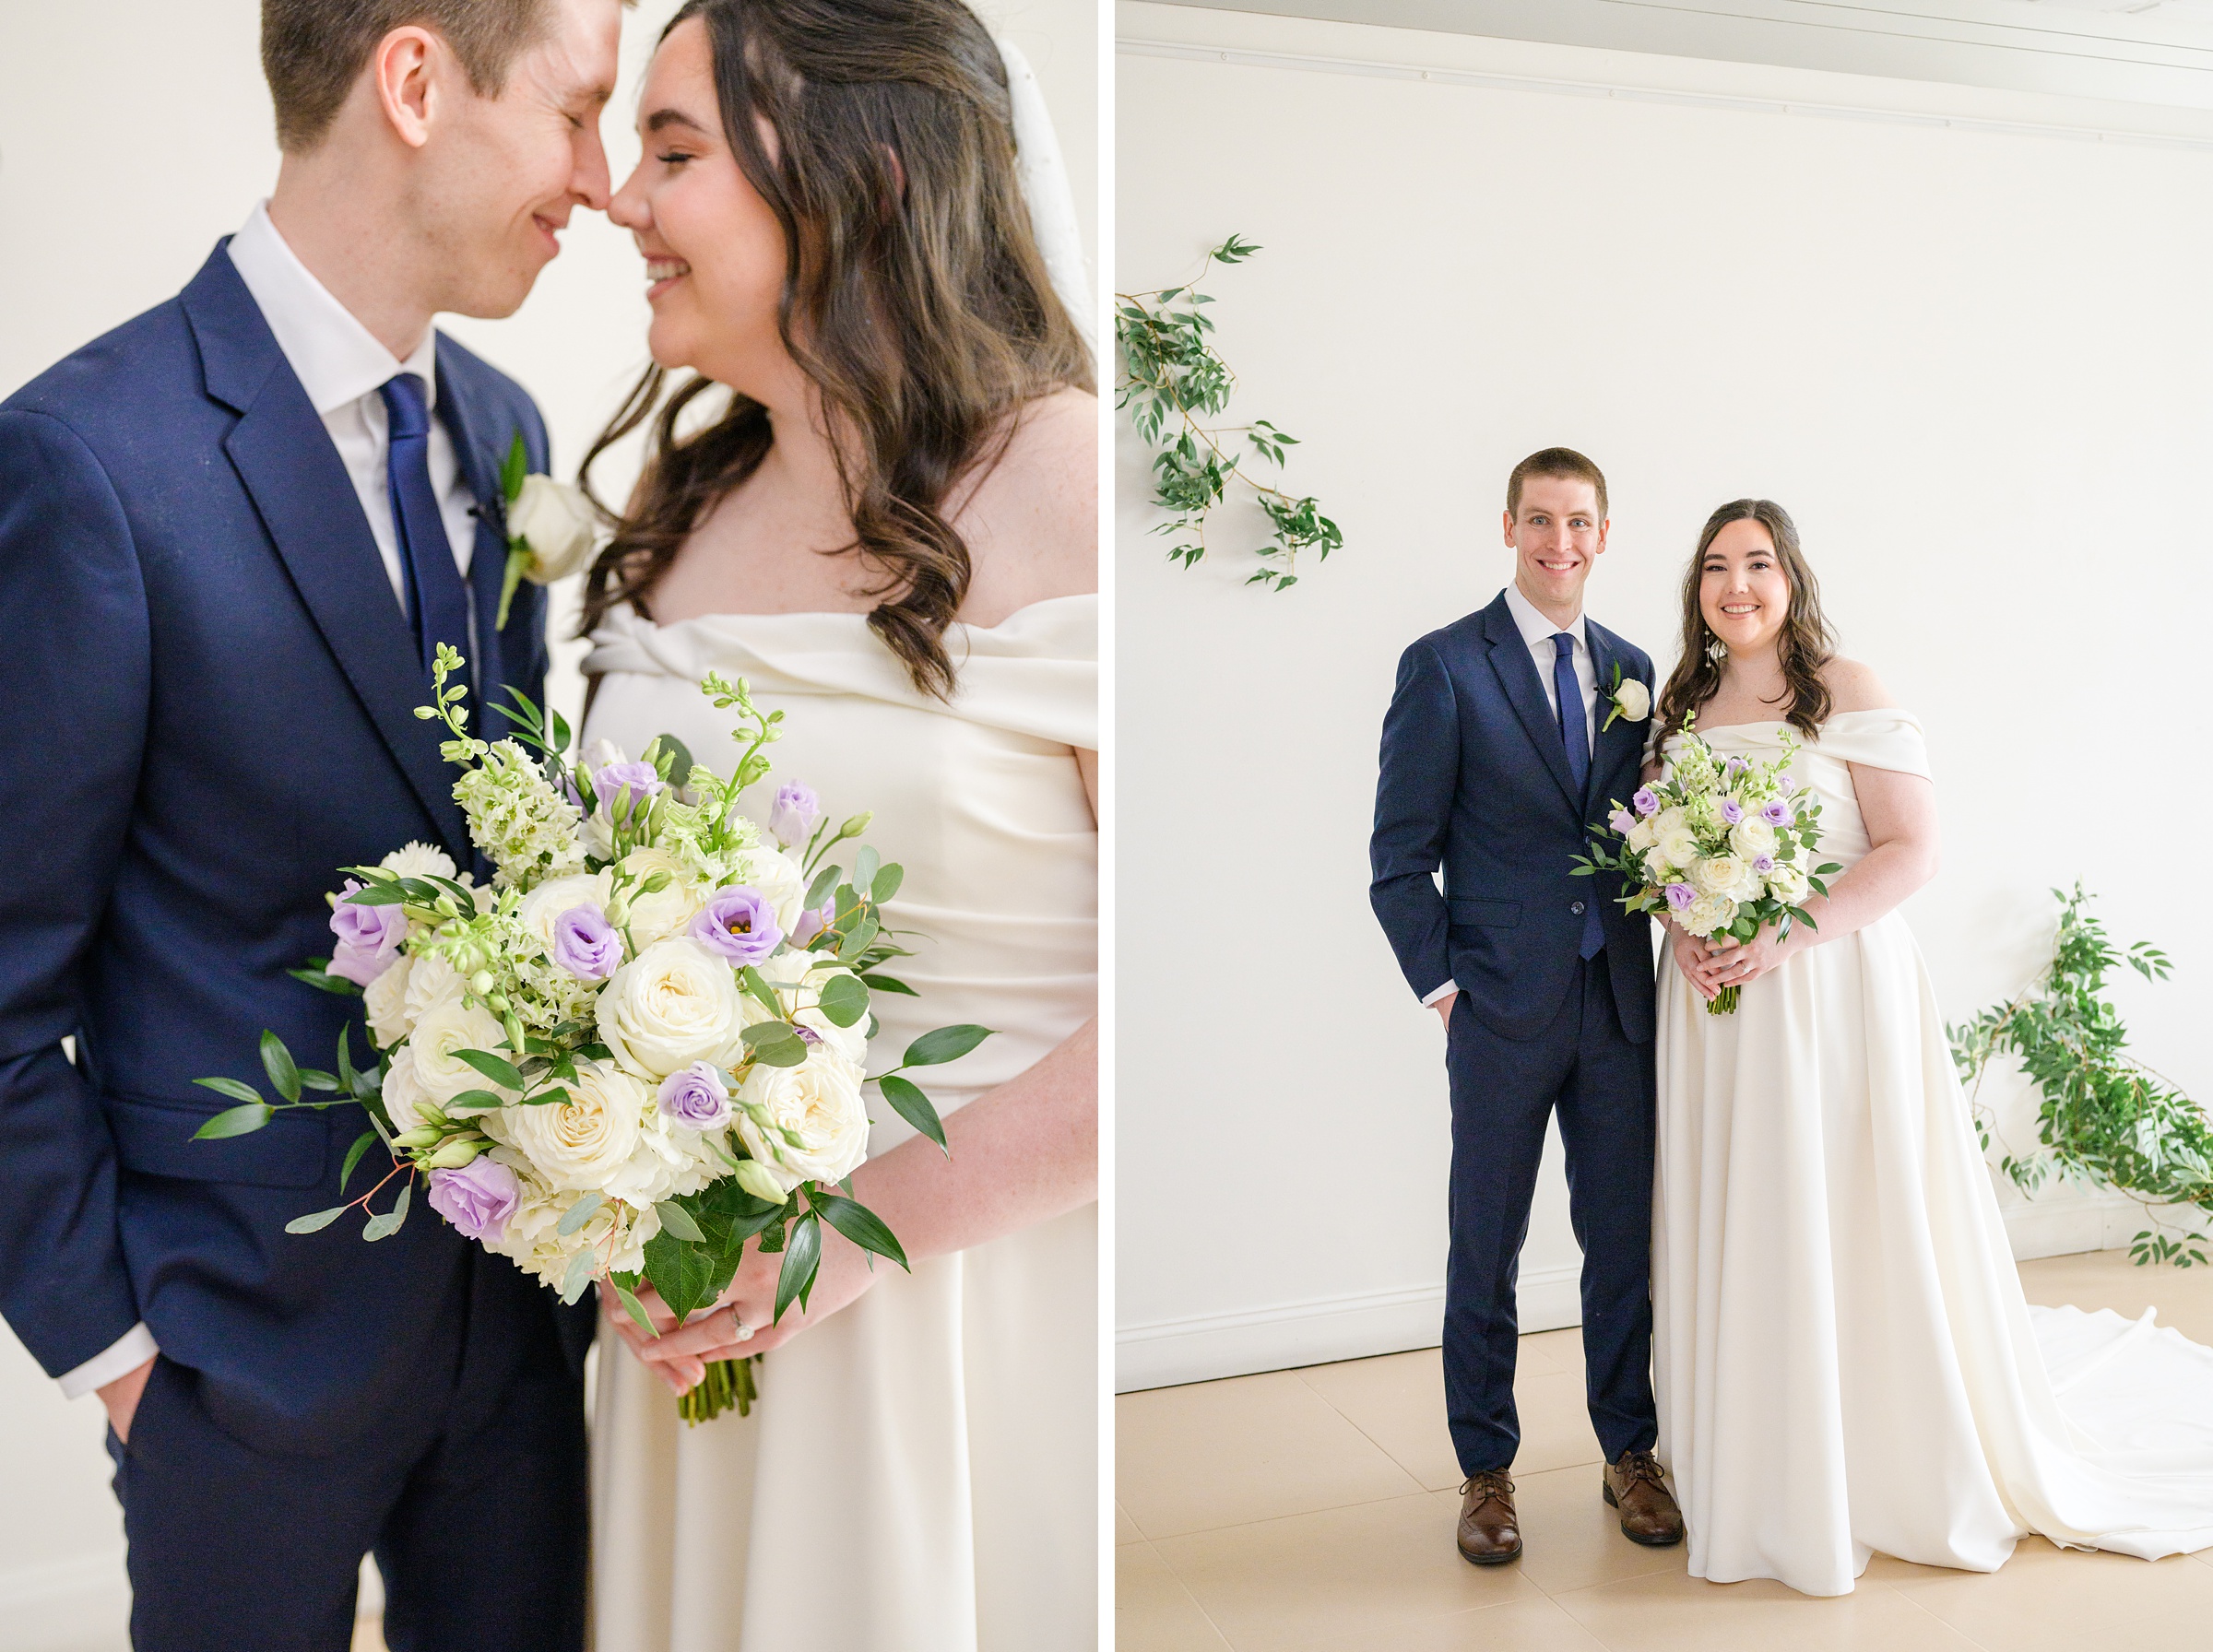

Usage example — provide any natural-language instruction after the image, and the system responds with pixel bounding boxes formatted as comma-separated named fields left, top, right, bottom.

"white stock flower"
left=407, top=995, right=510, bottom=1105
left=598, top=937, right=746, bottom=1080
left=379, top=842, right=458, bottom=882
left=1728, top=818, right=1779, bottom=861
left=1768, top=862, right=1811, bottom=904
left=735, top=1047, right=870, bottom=1193
left=381, top=1044, right=433, bottom=1134
left=614, top=847, right=712, bottom=948
left=1689, top=855, right=1748, bottom=900
left=1680, top=893, right=1737, bottom=937
left=1612, top=679, right=1651, bottom=722
left=496, top=1061, right=647, bottom=1194
left=509, top=475, right=599, bottom=583
left=724, top=844, right=809, bottom=932
left=453, top=741, right=586, bottom=891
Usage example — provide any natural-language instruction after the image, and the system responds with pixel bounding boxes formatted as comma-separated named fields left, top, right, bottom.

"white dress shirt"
left=1422, top=584, right=1605, bottom=1009
left=55, top=205, right=484, bottom=1405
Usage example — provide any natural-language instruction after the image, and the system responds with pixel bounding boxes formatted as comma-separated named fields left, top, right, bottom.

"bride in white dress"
left=1649, top=499, right=2213, bottom=1598
left=571, top=6, right=1096, bottom=1647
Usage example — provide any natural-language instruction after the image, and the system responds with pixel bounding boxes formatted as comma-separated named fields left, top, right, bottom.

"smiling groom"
left=0, top=3, right=624, bottom=1647
left=1369, top=448, right=1684, bottom=1565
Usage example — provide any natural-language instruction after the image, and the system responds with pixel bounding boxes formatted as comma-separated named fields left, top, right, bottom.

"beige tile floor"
left=1117, top=1247, right=2213, bottom=1652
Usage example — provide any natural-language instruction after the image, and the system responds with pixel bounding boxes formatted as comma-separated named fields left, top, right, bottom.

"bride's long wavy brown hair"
left=1656, top=499, right=1837, bottom=742
left=577, top=0, right=1093, bottom=698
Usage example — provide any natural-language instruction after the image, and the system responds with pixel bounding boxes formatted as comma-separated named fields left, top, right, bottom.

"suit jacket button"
left=1571, top=902, right=1586, bottom=914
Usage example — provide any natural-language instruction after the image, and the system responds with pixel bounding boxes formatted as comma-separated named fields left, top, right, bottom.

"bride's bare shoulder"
left=951, top=386, right=1097, bottom=623
left=1820, top=655, right=1896, bottom=714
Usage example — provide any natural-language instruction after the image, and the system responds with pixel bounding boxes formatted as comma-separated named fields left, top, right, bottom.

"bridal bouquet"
left=195, top=645, right=984, bottom=1422
left=1572, top=711, right=1840, bottom=1014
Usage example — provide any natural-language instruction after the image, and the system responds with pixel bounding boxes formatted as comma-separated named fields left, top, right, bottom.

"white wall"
left=1115, top=1, right=2213, bottom=1389
left=0, top=2, right=1095, bottom=1642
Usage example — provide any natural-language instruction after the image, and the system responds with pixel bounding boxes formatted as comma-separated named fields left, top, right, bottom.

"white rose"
left=1612, top=678, right=1651, bottom=722
left=379, top=841, right=458, bottom=882
left=724, top=844, right=810, bottom=933
left=614, top=846, right=712, bottom=948
left=1728, top=818, right=1778, bottom=861
left=380, top=1044, right=433, bottom=1134
left=1642, top=848, right=1675, bottom=886
left=751, top=951, right=869, bottom=1065
left=734, top=1047, right=870, bottom=1192
left=1689, top=855, right=1747, bottom=900
left=1625, top=817, right=1657, bottom=854
left=1653, top=807, right=1687, bottom=838
left=497, top=1061, right=647, bottom=1193
left=1767, top=862, right=1811, bottom=904
left=598, top=937, right=745, bottom=1080
left=508, top=474, right=598, bottom=583
left=517, top=870, right=613, bottom=952
left=1680, top=893, right=1737, bottom=937
left=363, top=954, right=417, bottom=1048
left=1654, top=829, right=1700, bottom=871
left=403, top=950, right=466, bottom=1024
left=407, top=994, right=510, bottom=1105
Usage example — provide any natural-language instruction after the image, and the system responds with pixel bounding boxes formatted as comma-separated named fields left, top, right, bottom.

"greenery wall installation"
left=1116, top=236, right=1343, bottom=592
left=1952, top=884, right=2210, bottom=1267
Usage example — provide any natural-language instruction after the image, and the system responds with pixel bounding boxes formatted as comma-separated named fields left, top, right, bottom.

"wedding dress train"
left=583, top=596, right=1097, bottom=1650
left=1653, top=710, right=2213, bottom=1596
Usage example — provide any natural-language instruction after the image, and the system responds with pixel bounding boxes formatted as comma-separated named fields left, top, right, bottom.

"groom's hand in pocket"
left=1432, top=990, right=1459, bottom=1030
left=99, top=1356, right=155, bottom=1444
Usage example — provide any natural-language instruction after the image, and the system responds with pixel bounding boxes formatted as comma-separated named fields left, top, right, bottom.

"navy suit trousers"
left=1444, top=957, right=1657, bottom=1475
left=108, top=1245, right=586, bottom=1652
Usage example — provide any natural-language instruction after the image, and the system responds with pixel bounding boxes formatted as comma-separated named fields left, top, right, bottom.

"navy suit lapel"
left=182, top=247, right=471, bottom=865
left=1480, top=595, right=1580, bottom=811
left=433, top=343, right=521, bottom=709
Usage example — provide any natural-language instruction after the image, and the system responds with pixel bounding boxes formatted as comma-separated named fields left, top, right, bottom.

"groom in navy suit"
left=0, top=3, right=623, bottom=1646
left=1370, top=449, right=1684, bottom=1565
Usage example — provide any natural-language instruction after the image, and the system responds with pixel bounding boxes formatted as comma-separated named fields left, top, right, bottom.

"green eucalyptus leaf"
left=285, top=1206, right=349, bottom=1235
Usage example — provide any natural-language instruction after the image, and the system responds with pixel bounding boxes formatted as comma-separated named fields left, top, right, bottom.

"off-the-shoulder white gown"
left=1654, top=710, right=2213, bottom=1597
left=583, top=596, right=1097, bottom=1650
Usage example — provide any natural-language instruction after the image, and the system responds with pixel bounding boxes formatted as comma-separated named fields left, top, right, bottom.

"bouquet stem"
left=678, top=1355, right=757, bottom=1424
left=1707, top=985, right=1740, bottom=1016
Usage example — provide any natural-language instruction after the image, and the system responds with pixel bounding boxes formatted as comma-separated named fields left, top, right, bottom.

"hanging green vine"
left=1950, top=883, right=2210, bottom=1267
left=1115, top=234, right=1343, bottom=592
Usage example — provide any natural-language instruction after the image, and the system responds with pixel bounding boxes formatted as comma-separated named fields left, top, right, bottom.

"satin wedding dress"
left=1653, top=709, right=2213, bottom=1597
left=583, top=596, right=1097, bottom=1650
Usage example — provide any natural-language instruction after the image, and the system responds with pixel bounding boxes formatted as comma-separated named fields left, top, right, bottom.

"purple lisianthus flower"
left=1608, top=808, right=1636, bottom=835
left=1754, top=855, right=1776, bottom=874
left=689, top=885, right=783, bottom=966
left=1719, top=798, right=1745, bottom=825
left=1779, top=775, right=1798, bottom=796
left=768, top=780, right=822, bottom=849
left=1761, top=799, right=1792, bottom=826
left=790, top=898, right=835, bottom=948
left=327, top=879, right=406, bottom=986
left=1724, top=757, right=1747, bottom=778
left=657, top=1062, right=732, bottom=1130
left=428, top=1157, right=520, bottom=1243
left=1665, top=882, right=1697, bottom=912
left=592, top=761, right=664, bottom=813
left=1632, top=787, right=1660, bottom=818
left=551, top=903, right=622, bottom=981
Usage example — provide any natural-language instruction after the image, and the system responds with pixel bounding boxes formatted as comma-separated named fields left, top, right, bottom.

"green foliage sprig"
left=1951, top=884, right=2211, bottom=1267
left=1116, top=234, right=1343, bottom=591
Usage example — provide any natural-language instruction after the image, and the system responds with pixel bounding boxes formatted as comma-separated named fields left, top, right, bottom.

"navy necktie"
left=380, top=372, right=470, bottom=676
left=1554, top=632, right=1606, bottom=960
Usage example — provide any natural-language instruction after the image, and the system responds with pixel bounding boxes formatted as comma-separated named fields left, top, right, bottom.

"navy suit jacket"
left=0, top=242, right=589, bottom=1449
left=1370, top=591, right=1657, bottom=1044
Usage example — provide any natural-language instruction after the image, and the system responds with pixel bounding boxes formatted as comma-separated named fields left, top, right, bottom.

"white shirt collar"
left=226, top=200, right=438, bottom=417
left=1502, top=581, right=1589, bottom=653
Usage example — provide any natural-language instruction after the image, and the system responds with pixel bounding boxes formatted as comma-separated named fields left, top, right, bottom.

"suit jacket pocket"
left=1447, top=896, right=1521, bottom=928
left=108, top=1092, right=330, bottom=1189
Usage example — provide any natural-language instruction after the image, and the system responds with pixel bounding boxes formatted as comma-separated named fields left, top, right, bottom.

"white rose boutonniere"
left=496, top=434, right=600, bottom=627
left=1602, top=663, right=1651, bottom=732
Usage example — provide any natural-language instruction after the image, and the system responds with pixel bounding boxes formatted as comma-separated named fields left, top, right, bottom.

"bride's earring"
left=1706, top=633, right=1729, bottom=664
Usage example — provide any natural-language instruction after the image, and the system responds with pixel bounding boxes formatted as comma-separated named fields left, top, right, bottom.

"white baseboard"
left=0, top=1552, right=130, bottom=1652
left=1117, top=1198, right=2169, bottom=1392
left=1116, top=1261, right=1583, bottom=1392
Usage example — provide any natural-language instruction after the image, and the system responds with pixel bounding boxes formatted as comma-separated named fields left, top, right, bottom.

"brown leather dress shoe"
left=1602, top=1448, right=1685, bottom=1546
left=1456, top=1469, right=1521, bottom=1564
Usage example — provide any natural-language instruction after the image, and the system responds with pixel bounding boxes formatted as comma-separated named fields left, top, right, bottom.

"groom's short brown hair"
left=261, top=0, right=592, bottom=151
left=1507, top=447, right=1608, bottom=522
